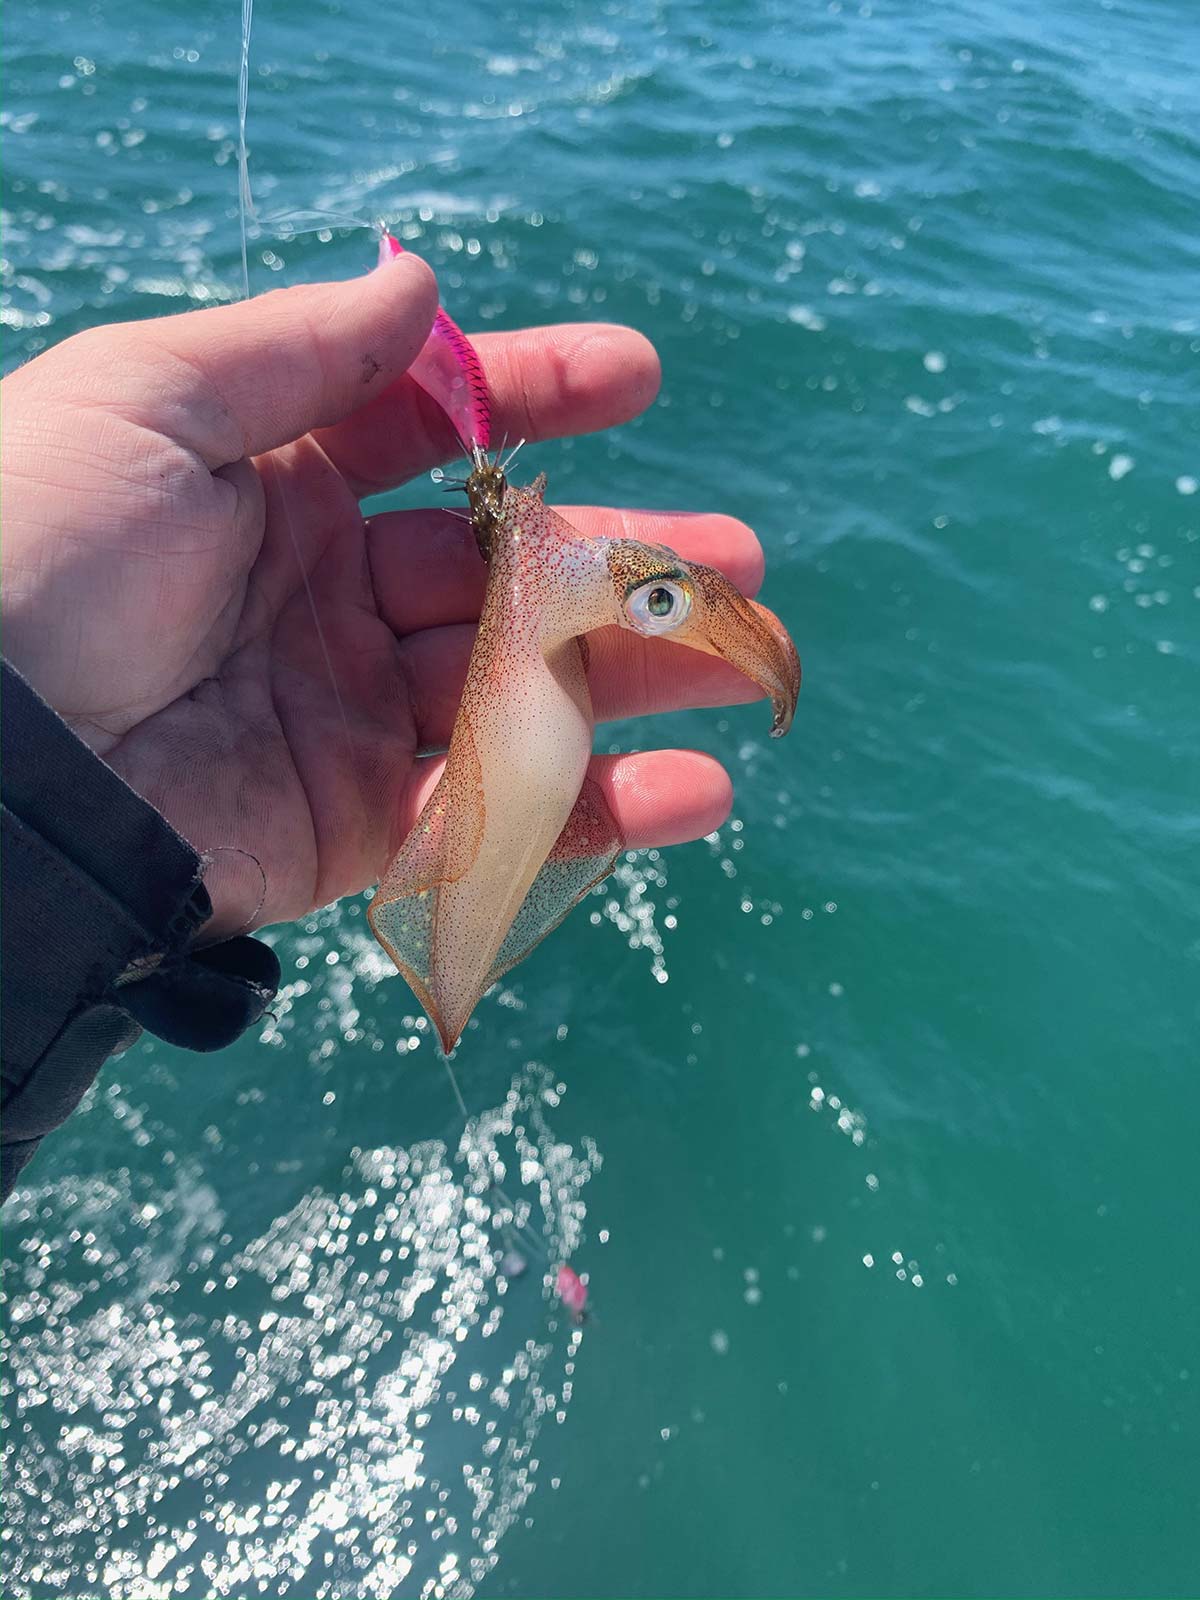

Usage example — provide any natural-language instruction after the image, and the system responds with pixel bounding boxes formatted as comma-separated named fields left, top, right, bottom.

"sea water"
left=3, top=2, right=1198, bottom=1594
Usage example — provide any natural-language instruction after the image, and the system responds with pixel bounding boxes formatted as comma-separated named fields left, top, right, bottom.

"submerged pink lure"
left=377, top=227, right=491, bottom=452
left=556, top=1264, right=589, bottom=1322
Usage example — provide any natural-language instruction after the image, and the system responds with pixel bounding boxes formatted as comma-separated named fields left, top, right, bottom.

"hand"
left=0, top=253, right=767, bottom=938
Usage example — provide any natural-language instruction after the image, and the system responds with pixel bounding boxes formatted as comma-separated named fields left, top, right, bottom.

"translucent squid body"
left=367, top=440, right=802, bottom=1052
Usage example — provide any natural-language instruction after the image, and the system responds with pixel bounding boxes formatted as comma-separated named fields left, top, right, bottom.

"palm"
left=1, top=260, right=770, bottom=942
left=107, top=436, right=424, bottom=937
left=4, top=353, right=418, bottom=935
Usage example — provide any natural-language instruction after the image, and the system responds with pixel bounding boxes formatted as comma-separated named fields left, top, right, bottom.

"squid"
left=368, top=445, right=801, bottom=1052
left=368, top=227, right=799, bottom=1049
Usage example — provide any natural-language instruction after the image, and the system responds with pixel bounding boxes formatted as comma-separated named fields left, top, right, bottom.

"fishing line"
left=263, top=454, right=364, bottom=801
left=237, top=0, right=255, bottom=301
left=442, top=1048, right=548, bottom=1260
left=260, top=205, right=380, bottom=237
left=235, top=7, right=376, bottom=962
left=233, top=7, right=551, bottom=1275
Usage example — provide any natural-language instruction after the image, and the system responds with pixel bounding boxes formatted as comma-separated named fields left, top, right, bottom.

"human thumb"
left=105, top=249, right=440, bottom=466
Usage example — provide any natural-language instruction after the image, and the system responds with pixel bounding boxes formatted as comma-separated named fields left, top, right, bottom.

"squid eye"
left=624, top=578, right=692, bottom=635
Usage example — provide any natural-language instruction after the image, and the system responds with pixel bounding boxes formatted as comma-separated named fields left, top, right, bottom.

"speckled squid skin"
left=368, top=468, right=801, bottom=1052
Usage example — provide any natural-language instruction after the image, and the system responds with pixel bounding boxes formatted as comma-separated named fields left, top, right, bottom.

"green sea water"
left=3, top=2, right=1199, bottom=1596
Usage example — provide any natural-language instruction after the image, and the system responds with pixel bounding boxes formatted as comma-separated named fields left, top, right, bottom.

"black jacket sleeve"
left=1, top=660, right=280, bottom=1200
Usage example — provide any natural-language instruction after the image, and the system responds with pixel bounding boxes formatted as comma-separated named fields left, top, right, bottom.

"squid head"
left=602, top=539, right=799, bottom=737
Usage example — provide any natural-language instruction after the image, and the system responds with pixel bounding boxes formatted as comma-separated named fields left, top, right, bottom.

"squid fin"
left=368, top=721, right=485, bottom=1024
left=484, top=775, right=622, bottom=991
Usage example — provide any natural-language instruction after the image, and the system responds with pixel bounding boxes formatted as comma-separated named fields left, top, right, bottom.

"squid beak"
left=682, top=565, right=801, bottom=737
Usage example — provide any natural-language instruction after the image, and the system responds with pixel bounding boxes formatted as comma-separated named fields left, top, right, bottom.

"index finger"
left=313, top=322, right=662, bottom=497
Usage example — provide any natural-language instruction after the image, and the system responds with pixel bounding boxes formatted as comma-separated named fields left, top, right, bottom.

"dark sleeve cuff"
left=2, top=660, right=280, bottom=1198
